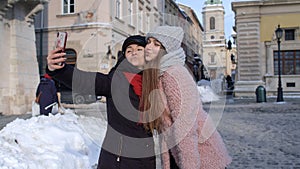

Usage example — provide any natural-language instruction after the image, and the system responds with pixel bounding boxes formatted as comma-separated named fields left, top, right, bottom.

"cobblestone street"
left=205, top=97, right=300, bottom=169
left=1, top=97, right=300, bottom=168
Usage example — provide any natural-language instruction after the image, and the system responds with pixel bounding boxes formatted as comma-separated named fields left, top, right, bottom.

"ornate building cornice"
left=0, top=0, right=48, bottom=22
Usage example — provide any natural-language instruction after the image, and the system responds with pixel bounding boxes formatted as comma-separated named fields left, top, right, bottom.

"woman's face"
left=145, top=37, right=163, bottom=62
left=125, top=44, right=145, bottom=69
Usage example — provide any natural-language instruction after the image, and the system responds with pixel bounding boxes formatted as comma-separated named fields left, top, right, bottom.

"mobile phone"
left=55, top=32, right=68, bottom=65
left=55, top=32, right=68, bottom=51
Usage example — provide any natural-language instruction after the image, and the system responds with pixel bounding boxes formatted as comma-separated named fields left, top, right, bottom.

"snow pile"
left=0, top=111, right=105, bottom=169
left=197, top=85, right=220, bottom=103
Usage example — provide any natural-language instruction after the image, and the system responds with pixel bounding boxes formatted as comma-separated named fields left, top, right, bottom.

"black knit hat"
left=122, top=35, right=146, bottom=55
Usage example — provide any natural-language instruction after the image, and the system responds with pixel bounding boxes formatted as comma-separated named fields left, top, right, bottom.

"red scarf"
left=123, top=72, right=143, bottom=125
left=123, top=72, right=142, bottom=97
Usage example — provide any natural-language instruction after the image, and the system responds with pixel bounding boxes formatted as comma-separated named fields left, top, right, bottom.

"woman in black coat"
left=46, top=35, right=155, bottom=169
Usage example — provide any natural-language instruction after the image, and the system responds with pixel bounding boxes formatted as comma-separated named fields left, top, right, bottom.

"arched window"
left=210, top=17, right=215, bottom=30
left=64, top=49, right=77, bottom=66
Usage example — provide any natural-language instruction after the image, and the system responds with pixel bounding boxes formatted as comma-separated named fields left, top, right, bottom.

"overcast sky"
left=176, top=0, right=236, bottom=39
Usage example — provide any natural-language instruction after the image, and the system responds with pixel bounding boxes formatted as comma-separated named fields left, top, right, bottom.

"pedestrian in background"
left=46, top=35, right=156, bottom=169
left=140, top=25, right=232, bottom=169
left=35, top=73, right=58, bottom=116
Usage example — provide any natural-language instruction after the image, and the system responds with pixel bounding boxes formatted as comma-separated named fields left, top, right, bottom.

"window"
left=211, top=55, right=215, bottom=63
left=285, top=29, right=295, bottom=41
left=146, top=14, right=150, bottom=32
left=274, top=50, right=300, bottom=75
left=63, top=0, right=75, bottom=14
left=116, top=0, right=122, bottom=19
left=138, top=8, right=143, bottom=31
left=210, top=17, right=215, bottom=30
left=210, top=70, right=216, bottom=79
left=209, top=52, right=216, bottom=64
left=128, top=0, right=133, bottom=25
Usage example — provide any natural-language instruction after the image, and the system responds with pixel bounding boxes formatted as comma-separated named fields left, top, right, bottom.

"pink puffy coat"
left=158, top=65, right=232, bottom=169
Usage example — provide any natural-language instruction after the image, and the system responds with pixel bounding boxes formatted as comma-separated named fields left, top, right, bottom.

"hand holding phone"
left=47, top=48, right=67, bottom=71
left=55, top=32, right=68, bottom=66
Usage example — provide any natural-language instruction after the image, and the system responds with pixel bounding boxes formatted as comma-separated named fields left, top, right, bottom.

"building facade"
left=178, top=4, right=204, bottom=65
left=0, top=0, right=206, bottom=115
left=232, top=0, right=300, bottom=97
left=35, top=0, right=204, bottom=74
left=0, top=1, right=48, bottom=115
left=33, top=0, right=205, bottom=104
left=35, top=0, right=164, bottom=74
left=201, top=0, right=239, bottom=93
left=202, top=0, right=227, bottom=80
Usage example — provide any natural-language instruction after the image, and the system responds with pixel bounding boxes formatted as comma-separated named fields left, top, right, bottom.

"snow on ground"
left=197, top=85, right=220, bottom=103
left=0, top=109, right=105, bottom=169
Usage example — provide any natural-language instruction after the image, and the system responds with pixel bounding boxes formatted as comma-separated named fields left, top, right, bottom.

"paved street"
left=0, top=114, right=31, bottom=130
left=204, top=97, right=300, bottom=169
left=1, top=97, right=300, bottom=168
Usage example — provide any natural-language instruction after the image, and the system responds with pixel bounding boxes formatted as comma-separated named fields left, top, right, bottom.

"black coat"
left=36, top=78, right=58, bottom=115
left=46, top=60, right=155, bottom=169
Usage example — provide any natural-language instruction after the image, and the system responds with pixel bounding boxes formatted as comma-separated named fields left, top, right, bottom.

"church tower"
left=202, top=0, right=226, bottom=83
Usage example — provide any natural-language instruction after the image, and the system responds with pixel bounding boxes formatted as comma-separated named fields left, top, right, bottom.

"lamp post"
left=275, top=25, right=284, bottom=102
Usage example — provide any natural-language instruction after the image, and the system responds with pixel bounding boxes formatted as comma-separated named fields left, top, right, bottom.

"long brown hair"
left=140, top=48, right=167, bottom=133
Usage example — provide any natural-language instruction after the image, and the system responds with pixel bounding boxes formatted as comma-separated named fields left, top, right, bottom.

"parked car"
left=55, top=80, right=101, bottom=104
left=60, top=90, right=101, bottom=104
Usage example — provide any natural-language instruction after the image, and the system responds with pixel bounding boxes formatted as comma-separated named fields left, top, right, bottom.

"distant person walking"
left=226, top=75, right=234, bottom=90
left=35, top=73, right=58, bottom=116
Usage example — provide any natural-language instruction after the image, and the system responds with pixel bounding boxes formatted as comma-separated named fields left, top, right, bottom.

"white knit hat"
left=146, top=26, right=184, bottom=53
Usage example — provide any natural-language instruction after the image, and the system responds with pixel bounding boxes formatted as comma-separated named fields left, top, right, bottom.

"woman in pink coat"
left=140, top=26, right=232, bottom=169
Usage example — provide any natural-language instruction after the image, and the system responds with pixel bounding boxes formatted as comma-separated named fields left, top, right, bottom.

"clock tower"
left=202, top=0, right=226, bottom=83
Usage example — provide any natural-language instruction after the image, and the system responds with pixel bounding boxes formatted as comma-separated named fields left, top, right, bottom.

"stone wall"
left=0, top=1, right=43, bottom=115
left=233, top=5, right=262, bottom=97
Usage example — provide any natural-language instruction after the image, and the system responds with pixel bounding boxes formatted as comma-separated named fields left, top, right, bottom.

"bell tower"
left=202, top=0, right=226, bottom=82
left=203, top=0, right=225, bottom=43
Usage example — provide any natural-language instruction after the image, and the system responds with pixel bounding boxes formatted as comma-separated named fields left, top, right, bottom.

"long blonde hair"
left=140, top=48, right=167, bottom=133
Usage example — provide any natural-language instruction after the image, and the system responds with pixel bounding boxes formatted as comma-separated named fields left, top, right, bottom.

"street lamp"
left=275, top=25, right=284, bottom=102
